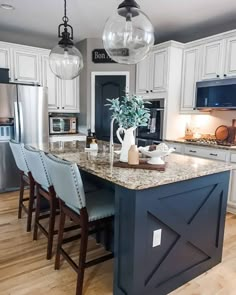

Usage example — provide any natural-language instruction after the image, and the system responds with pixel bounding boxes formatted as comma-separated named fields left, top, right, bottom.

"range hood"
left=195, top=78, right=236, bottom=110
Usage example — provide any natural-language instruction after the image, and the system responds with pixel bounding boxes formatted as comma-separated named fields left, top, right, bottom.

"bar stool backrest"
left=44, top=153, right=86, bottom=209
left=24, top=145, right=52, bottom=189
left=9, top=140, right=29, bottom=174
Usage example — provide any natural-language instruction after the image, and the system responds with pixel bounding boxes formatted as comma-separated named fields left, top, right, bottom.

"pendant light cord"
left=63, top=0, right=69, bottom=24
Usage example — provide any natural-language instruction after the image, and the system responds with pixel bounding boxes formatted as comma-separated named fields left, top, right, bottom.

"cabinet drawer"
left=167, top=143, right=183, bottom=154
left=230, top=153, right=236, bottom=163
left=184, top=146, right=227, bottom=161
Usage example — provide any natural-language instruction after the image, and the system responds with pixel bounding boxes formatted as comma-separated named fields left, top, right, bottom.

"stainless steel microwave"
left=196, top=78, right=236, bottom=110
left=49, top=117, right=77, bottom=134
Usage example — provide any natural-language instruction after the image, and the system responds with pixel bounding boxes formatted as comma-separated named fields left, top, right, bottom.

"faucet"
left=110, top=117, right=116, bottom=153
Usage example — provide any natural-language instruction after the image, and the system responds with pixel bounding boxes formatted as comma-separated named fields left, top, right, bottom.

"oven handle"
left=149, top=108, right=164, bottom=111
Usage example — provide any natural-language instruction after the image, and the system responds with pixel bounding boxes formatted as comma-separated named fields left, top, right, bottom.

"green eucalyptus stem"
left=105, top=94, right=151, bottom=129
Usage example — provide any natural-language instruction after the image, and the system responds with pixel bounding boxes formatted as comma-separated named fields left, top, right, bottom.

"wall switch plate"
left=152, top=229, right=162, bottom=247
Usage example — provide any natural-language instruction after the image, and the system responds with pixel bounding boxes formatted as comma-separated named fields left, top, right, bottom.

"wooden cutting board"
left=215, top=125, right=229, bottom=141
left=113, top=159, right=166, bottom=171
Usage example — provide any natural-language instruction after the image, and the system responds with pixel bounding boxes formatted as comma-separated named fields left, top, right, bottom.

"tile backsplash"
left=188, top=111, right=236, bottom=135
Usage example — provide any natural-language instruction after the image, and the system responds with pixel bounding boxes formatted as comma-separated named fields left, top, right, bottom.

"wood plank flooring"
left=1, top=191, right=236, bottom=295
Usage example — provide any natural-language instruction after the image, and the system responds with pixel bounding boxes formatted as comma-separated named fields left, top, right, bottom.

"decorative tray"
left=113, top=159, right=166, bottom=171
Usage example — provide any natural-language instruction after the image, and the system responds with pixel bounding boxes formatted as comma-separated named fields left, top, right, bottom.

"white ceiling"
left=1, top=0, right=236, bottom=49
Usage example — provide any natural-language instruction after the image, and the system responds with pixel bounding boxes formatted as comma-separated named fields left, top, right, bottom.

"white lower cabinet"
left=166, top=143, right=183, bottom=154
left=184, top=146, right=228, bottom=162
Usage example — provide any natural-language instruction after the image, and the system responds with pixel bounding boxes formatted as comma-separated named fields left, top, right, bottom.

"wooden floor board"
left=0, top=191, right=236, bottom=294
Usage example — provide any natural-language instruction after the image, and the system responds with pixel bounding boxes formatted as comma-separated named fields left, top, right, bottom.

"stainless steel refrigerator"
left=0, top=83, right=49, bottom=192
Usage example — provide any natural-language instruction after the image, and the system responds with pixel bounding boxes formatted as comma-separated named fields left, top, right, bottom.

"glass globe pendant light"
left=49, top=0, right=83, bottom=80
left=103, top=0, right=155, bottom=64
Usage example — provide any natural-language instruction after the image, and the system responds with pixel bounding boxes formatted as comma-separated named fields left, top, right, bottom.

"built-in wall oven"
left=49, top=116, right=77, bottom=135
left=136, top=99, right=164, bottom=147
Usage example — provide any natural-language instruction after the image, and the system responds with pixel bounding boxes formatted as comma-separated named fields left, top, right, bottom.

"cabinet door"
left=201, top=40, right=224, bottom=80
left=229, top=170, right=236, bottom=206
left=13, top=49, right=40, bottom=83
left=0, top=46, right=11, bottom=79
left=61, top=78, right=80, bottom=112
left=150, top=49, right=167, bottom=92
left=41, top=55, right=60, bottom=111
left=180, top=47, right=200, bottom=111
left=224, top=36, right=236, bottom=77
left=135, top=56, right=149, bottom=94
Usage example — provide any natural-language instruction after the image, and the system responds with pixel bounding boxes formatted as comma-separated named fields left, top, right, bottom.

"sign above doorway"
left=92, top=49, right=116, bottom=63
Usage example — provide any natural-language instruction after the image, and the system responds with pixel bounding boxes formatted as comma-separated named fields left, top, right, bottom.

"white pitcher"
left=116, top=126, right=136, bottom=162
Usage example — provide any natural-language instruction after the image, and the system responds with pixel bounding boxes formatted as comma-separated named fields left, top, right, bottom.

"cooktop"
left=184, top=138, right=236, bottom=146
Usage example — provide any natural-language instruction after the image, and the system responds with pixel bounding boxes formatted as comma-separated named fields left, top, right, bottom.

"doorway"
left=91, top=72, right=129, bottom=141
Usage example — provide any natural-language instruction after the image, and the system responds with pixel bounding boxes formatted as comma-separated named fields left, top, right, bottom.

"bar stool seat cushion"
left=66, top=189, right=114, bottom=222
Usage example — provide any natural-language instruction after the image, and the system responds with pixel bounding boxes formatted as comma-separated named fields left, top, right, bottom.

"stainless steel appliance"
left=49, top=116, right=77, bottom=134
left=0, top=83, right=48, bottom=192
left=196, top=78, right=236, bottom=110
left=136, top=99, right=164, bottom=147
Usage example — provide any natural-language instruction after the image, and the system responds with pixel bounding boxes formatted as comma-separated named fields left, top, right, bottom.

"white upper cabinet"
left=150, top=49, right=167, bottom=92
left=135, top=56, right=150, bottom=94
left=0, top=44, right=11, bottom=79
left=13, top=49, right=40, bottom=84
left=201, top=40, right=224, bottom=80
left=41, top=55, right=60, bottom=111
left=180, top=46, right=200, bottom=112
left=224, top=36, right=236, bottom=77
left=61, top=78, right=80, bottom=112
left=136, top=48, right=168, bottom=96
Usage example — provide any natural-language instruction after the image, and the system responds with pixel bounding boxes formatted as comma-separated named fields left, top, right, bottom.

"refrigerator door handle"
left=18, top=102, right=24, bottom=142
left=14, top=102, right=20, bottom=142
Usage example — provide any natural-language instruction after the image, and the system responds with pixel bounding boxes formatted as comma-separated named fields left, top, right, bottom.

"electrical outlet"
left=152, top=229, right=162, bottom=247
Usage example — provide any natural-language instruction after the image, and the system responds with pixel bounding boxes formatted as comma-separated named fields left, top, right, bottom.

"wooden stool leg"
left=95, top=223, right=101, bottom=244
left=18, top=173, right=24, bottom=219
left=47, top=197, right=56, bottom=260
left=26, top=175, right=35, bottom=232
left=76, top=212, right=89, bottom=295
left=33, top=186, right=41, bottom=241
left=105, top=220, right=112, bottom=251
left=55, top=204, right=66, bottom=270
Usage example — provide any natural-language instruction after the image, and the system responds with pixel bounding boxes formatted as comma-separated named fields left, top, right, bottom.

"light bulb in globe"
left=103, top=0, right=154, bottom=64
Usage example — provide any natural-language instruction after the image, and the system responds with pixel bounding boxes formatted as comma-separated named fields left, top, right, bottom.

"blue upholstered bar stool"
left=9, top=140, right=35, bottom=232
left=44, top=153, right=114, bottom=295
left=24, top=145, right=58, bottom=260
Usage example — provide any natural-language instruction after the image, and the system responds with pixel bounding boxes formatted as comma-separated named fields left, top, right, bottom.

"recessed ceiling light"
left=0, top=3, right=15, bottom=10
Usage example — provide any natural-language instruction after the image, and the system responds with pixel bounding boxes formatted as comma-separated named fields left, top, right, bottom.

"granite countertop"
left=42, top=140, right=233, bottom=190
left=165, top=139, right=236, bottom=151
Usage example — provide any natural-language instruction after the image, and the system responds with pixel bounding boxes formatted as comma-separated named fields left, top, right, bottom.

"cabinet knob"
left=15, top=78, right=18, bottom=81
left=62, top=107, right=65, bottom=109
left=216, top=75, right=220, bottom=78
left=146, top=90, right=149, bottom=93
left=57, top=107, right=59, bottom=109
left=150, top=90, right=153, bottom=93
left=224, top=74, right=227, bottom=77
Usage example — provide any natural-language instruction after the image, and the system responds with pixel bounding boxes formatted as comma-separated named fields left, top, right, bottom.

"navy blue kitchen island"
left=49, top=142, right=232, bottom=295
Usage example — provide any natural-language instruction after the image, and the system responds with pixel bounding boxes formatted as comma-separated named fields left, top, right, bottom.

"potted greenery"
left=106, top=94, right=150, bottom=162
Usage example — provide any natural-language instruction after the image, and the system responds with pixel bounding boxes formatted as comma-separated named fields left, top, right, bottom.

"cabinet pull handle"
left=189, top=150, right=197, bottom=153
left=209, top=153, right=218, bottom=156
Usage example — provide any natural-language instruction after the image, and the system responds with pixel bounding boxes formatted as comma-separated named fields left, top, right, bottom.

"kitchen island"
left=48, top=141, right=232, bottom=295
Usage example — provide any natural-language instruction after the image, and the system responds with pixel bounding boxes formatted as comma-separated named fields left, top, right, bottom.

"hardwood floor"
left=1, top=191, right=236, bottom=295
